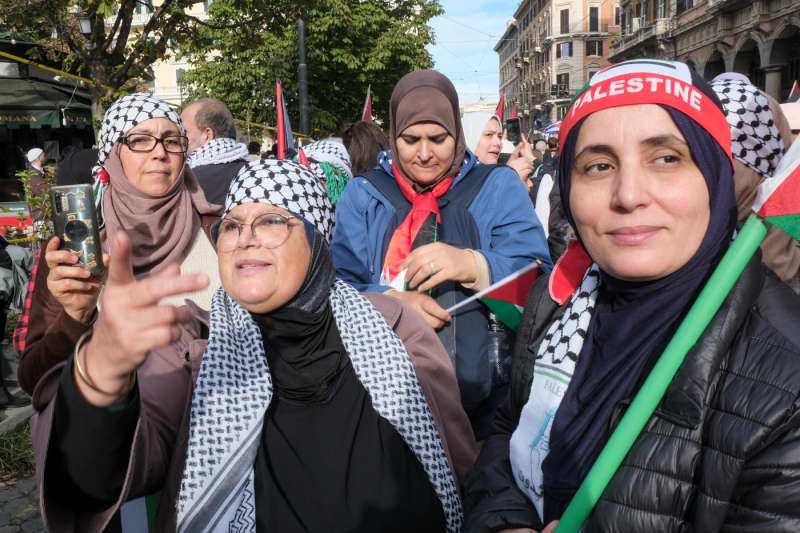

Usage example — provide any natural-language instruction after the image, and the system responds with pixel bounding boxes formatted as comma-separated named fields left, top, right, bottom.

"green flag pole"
left=555, top=214, right=768, bottom=533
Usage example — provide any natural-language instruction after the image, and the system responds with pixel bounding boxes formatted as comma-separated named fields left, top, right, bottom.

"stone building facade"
left=611, top=0, right=800, bottom=101
left=495, top=21, right=520, bottom=121
left=496, top=0, right=620, bottom=130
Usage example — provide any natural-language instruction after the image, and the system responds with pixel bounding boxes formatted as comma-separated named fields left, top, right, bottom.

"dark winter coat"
left=464, top=255, right=800, bottom=532
left=193, top=160, right=247, bottom=206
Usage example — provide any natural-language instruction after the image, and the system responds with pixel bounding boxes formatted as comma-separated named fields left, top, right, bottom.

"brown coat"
left=31, top=293, right=478, bottom=533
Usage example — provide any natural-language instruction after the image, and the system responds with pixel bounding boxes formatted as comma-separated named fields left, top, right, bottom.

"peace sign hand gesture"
left=75, top=232, right=209, bottom=406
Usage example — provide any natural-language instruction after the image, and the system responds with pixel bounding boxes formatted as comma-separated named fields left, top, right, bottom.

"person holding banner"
left=331, top=70, right=551, bottom=439
left=463, top=60, right=800, bottom=532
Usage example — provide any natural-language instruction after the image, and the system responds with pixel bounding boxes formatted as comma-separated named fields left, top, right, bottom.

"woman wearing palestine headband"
left=463, top=60, right=800, bottom=532
left=17, top=93, right=221, bottom=395
left=331, top=70, right=552, bottom=440
left=31, top=159, right=477, bottom=533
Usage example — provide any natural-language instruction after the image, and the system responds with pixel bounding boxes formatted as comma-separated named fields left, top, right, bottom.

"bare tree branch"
left=110, top=0, right=137, bottom=60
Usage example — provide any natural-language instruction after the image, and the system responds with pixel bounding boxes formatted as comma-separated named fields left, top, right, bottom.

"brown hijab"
left=101, top=148, right=220, bottom=277
left=389, top=70, right=467, bottom=181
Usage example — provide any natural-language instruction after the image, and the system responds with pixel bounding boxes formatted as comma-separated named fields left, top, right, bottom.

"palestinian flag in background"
left=789, top=80, right=800, bottom=102
left=480, top=262, right=541, bottom=330
left=753, top=136, right=800, bottom=239
left=275, top=79, right=295, bottom=160
left=495, top=93, right=505, bottom=120
left=361, top=84, right=373, bottom=122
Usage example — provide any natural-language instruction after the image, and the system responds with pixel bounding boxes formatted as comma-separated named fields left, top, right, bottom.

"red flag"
left=361, top=84, right=373, bottom=122
left=510, top=106, right=517, bottom=119
left=275, top=79, right=295, bottom=160
left=298, top=148, right=310, bottom=167
left=790, top=80, right=800, bottom=102
left=495, top=94, right=505, bottom=120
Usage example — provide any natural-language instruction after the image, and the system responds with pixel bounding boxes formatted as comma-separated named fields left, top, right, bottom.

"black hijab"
left=251, top=222, right=348, bottom=403
left=541, top=108, right=738, bottom=521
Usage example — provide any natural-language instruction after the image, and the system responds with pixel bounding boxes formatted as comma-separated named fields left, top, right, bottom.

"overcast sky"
left=427, top=0, right=513, bottom=106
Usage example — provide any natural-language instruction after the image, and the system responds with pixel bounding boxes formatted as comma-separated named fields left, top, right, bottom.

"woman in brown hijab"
left=331, top=70, right=552, bottom=439
left=17, top=93, right=221, bottom=394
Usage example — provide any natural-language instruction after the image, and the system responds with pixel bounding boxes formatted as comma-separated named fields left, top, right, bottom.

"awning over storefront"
left=0, top=77, right=92, bottom=129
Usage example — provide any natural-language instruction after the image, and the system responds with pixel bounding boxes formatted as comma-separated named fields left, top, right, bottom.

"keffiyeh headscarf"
left=298, top=140, right=352, bottom=204
left=90, top=93, right=218, bottom=276
left=177, top=158, right=462, bottom=532
left=711, top=79, right=785, bottom=178
left=223, top=159, right=334, bottom=241
left=92, top=92, right=183, bottom=205
left=187, top=137, right=249, bottom=168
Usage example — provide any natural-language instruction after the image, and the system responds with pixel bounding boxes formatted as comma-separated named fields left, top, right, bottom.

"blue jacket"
left=331, top=150, right=552, bottom=293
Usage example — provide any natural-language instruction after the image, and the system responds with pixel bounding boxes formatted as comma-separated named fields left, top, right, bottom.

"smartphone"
left=504, top=118, right=522, bottom=146
left=50, top=184, right=105, bottom=277
left=497, top=152, right=511, bottom=165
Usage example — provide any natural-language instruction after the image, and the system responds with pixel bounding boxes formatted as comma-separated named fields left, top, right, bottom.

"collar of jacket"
left=547, top=243, right=765, bottom=429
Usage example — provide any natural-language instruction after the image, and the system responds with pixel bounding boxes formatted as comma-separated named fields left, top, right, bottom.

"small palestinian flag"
left=447, top=262, right=541, bottom=330
left=753, top=136, right=800, bottom=239
left=481, top=262, right=541, bottom=330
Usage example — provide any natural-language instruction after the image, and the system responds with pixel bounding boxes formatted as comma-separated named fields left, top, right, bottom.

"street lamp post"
left=77, top=14, right=92, bottom=36
left=297, top=19, right=309, bottom=135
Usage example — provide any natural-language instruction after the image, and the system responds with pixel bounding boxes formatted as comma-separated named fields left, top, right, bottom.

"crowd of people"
left=10, top=59, right=800, bottom=533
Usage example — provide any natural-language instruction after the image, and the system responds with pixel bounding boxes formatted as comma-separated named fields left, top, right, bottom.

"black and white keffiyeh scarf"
left=303, top=139, right=353, bottom=179
left=175, top=281, right=463, bottom=533
left=224, top=159, right=334, bottom=241
left=177, top=156, right=460, bottom=531
left=91, top=92, right=183, bottom=208
left=187, top=137, right=250, bottom=168
left=509, top=265, right=599, bottom=517
left=711, top=79, right=785, bottom=177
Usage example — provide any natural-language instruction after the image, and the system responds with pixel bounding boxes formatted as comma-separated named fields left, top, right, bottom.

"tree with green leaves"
left=0, top=0, right=266, bottom=120
left=179, top=0, right=442, bottom=136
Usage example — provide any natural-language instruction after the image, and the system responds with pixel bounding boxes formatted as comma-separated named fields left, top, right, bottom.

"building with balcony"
left=497, top=0, right=619, bottom=130
left=495, top=20, right=520, bottom=121
left=611, top=0, right=800, bottom=101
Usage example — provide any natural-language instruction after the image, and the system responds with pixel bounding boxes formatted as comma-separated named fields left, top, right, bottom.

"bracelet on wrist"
left=73, top=331, right=136, bottom=398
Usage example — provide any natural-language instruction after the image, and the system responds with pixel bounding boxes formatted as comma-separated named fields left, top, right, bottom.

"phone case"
left=50, top=185, right=105, bottom=277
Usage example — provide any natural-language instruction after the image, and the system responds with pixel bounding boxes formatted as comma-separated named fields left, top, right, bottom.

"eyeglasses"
left=215, top=213, right=299, bottom=252
left=122, top=133, right=189, bottom=154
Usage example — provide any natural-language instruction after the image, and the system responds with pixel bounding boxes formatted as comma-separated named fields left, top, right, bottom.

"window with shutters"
left=556, top=41, right=573, bottom=59
left=586, top=40, right=603, bottom=56
left=560, top=9, right=569, bottom=34
left=590, top=7, right=599, bottom=32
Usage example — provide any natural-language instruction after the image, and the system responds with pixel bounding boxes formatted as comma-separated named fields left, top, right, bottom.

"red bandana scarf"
left=381, top=163, right=453, bottom=284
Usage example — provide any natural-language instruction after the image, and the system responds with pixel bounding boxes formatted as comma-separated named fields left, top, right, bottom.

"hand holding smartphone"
left=50, top=185, right=105, bottom=277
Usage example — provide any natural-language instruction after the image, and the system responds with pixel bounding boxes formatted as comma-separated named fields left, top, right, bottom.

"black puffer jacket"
left=464, top=256, right=800, bottom=532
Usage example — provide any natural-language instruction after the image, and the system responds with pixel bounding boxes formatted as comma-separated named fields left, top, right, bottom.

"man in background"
left=181, top=98, right=249, bottom=205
